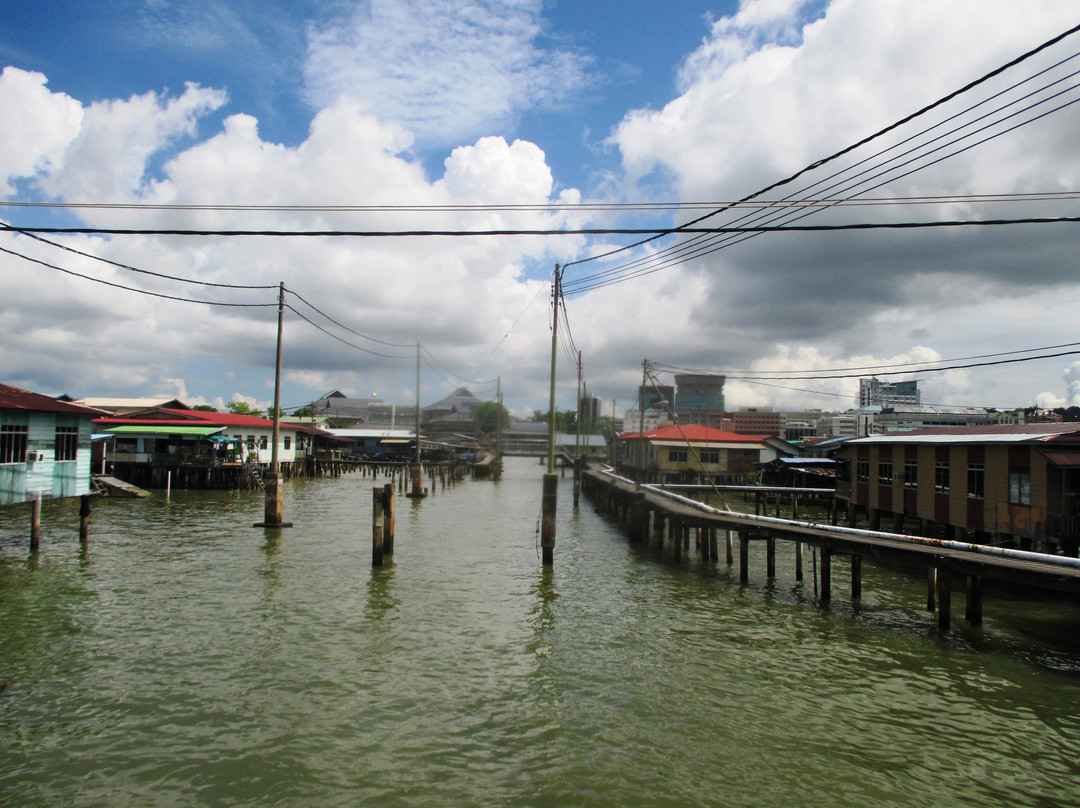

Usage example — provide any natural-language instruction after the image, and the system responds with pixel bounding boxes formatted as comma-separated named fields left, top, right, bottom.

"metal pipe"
left=595, top=467, right=1080, bottom=571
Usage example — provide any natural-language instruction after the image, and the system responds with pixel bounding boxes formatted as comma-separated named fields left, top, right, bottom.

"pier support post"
left=726, top=529, right=734, bottom=565
left=766, top=536, right=776, bottom=578
left=709, top=527, right=718, bottom=560
left=79, top=494, right=91, bottom=544
left=851, top=554, right=862, bottom=600
left=541, top=472, right=557, bottom=565
left=30, top=498, right=41, bottom=554
left=407, top=463, right=427, bottom=499
left=739, top=533, right=749, bottom=582
left=927, top=567, right=938, bottom=611
left=795, top=542, right=804, bottom=582
left=937, top=572, right=951, bottom=629
left=372, top=487, right=384, bottom=567
left=254, top=473, right=293, bottom=528
left=383, top=483, right=395, bottom=555
left=820, top=546, right=832, bottom=602
left=629, top=493, right=647, bottom=542
left=966, top=575, right=983, bottom=627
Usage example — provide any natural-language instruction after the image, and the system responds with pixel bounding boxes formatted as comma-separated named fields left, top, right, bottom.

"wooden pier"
left=582, top=467, right=1080, bottom=629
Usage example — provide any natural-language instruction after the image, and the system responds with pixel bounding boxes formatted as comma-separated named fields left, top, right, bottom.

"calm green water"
left=3, top=457, right=1080, bottom=807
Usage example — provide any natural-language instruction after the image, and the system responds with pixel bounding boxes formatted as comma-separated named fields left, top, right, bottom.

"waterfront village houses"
left=0, top=383, right=101, bottom=505
left=94, top=407, right=299, bottom=468
left=616, top=424, right=797, bottom=483
left=836, top=423, right=1080, bottom=555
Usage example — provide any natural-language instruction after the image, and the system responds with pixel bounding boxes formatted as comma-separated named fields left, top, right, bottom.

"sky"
left=2, top=0, right=1080, bottom=420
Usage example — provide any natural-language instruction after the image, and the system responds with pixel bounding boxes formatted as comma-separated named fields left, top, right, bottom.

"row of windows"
left=855, top=457, right=1029, bottom=504
left=666, top=448, right=720, bottom=464
left=240, top=435, right=292, bottom=450
left=1, top=425, right=80, bottom=463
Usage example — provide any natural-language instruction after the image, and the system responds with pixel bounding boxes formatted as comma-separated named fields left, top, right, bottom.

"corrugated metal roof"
left=851, top=423, right=1080, bottom=444
left=0, top=383, right=104, bottom=416
left=1041, top=451, right=1080, bottom=468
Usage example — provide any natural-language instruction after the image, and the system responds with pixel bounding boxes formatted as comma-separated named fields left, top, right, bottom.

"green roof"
left=104, top=425, right=225, bottom=437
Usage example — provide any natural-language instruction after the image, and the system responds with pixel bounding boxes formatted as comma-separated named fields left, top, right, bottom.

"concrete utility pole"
left=574, top=350, right=582, bottom=508
left=637, top=359, right=648, bottom=489
left=540, top=264, right=561, bottom=565
left=256, top=281, right=292, bottom=528
left=408, top=342, right=426, bottom=499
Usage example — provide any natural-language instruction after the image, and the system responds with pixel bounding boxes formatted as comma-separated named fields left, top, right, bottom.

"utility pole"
left=255, top=281, right=292, bottom=528
left=541, top=264, right=561, bottom=565
left=637, top=358, right=647, bottom=490
left=408, top=342, right=426, bottom=498
left=573, top=350, right=582, bottom=508
left=610, top=397, right=616, bottom=466
left=494, top=376, right=503, bottom=481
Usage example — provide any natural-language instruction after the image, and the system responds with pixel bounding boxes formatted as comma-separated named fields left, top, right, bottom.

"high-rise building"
left=639, top=385, right=674, bottom=414
left=858, top=378, right=920, bottom=408
left=675, top=373, right=726, bottom=428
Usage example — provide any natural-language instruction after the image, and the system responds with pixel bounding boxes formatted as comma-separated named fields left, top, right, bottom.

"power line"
left=562, top=21, right=1080, bottom=275
left=652, top=340, right=1080, bottom=378
left=0, top=244, right=276, bottom=308
left=3, top=216, right=1078, bottom=239
left=6, top=226, right=277, bottom=290
left=283, top=304, right=414, bottom=359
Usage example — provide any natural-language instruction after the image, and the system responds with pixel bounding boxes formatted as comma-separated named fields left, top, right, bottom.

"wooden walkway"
left=582, top=468, right=1080, bottom=629
left=92, top=475, right=151, bottom=498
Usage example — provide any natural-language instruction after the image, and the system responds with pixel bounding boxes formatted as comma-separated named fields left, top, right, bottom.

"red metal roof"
left=0, top=382, right=104, bottom=416
left=94, top=407, right=297, bottom=430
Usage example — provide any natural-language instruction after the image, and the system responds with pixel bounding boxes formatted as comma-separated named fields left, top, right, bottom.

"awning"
left=103, top=425, right=225, bottom=437
left=1041, top=451, right=1080, bottom=468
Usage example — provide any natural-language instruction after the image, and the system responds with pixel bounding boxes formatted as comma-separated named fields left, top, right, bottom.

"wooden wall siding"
left=0, top=412, right=92, bottom=505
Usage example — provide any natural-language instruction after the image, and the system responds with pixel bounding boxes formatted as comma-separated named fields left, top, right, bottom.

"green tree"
left=532, top=408, right=577, bottom=433
left=192, top=404, right=217, bottom=412
left=227, top=401, right=265, bottom=418
left=293, top=406, right=314, bottom=418
left=474, top=400, right=509, bottom=434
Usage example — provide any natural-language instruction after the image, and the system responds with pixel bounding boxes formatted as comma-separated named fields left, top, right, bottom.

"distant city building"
left=815, top=413, right=859, bottom=437
left=639, top=385, right=674, bottom=414
left=579, top=393, right=602, bottom=426
left=674, top=373, right=726, bottom=429
left=726, top=407, right=781, bottom=436
left=858, top=378, right=920, bottom=408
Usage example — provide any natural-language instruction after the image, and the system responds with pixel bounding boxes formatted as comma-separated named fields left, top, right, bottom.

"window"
left=1, top=424, right=28, bottom=463
left=246, top=435, right=256, bottom=449
left=856, top=457, right=870, bottom=483
left=667, top=448, right=687, bottom=463
left=878, top=457, right=894, bottom=485
left=699, top=448, right=720, bottom=464
left=259, top=436, right=268, bottom=450
left=55, top=426, right=78, bottom=461
left=967, top=464, right=985, bottom=499
left=284, top=436, right=291, bottom=450
left=935, top=462, right=950, bottom=494
left=904, top=459, right=918, bottom=489
left=1009, top=471, right=1030, bottom=505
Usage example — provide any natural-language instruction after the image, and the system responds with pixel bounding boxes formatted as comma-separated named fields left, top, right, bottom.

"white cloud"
left=303, top=0, right=591, bottom=147
left=0, top=68, right=83, bottom=196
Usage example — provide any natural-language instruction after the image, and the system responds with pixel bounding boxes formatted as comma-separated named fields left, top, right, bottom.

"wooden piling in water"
left=79, top=495, right=91, bottom=544
left=740, top=534, right=749, bottom=582
left=795, top=542, right=804, bottom=581
left=820, top=546, right=832, bottom=602
left=383, top=483, right=395, bottom=555
left=966, top=575, right=983, bottom=626
left=927, top=567, right=937, bottom=611
left=766, top=537, right=776, bottom=578
left=937, top=573, right=951, bottom=628
left=851, top=554, right=862, bottom=600
left=30, top=498, right=41, bottom=554
left=372, top=487, right=384, bottom=567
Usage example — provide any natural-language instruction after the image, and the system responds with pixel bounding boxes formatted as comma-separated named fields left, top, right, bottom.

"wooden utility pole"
left=541, top=265, right=561, bottom=565
left=493, top=376, right=503, bottom=481
left=255, top=281, right=292, bottom=528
